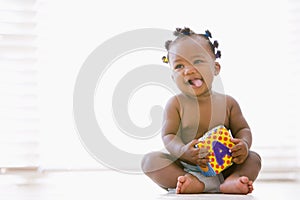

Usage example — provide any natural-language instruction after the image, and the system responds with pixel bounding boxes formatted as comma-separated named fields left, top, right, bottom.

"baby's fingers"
left=198, top=157, right=209, bottom=167
left=190, top=139, right=200, bottom=148
left=232, top=157, right=240, bottom=164
left=232, top=155, right=245, bottom=164
left=199, top=151, right=209, bottom=159
left=230, top=138, right=241, bottom=145
left=230, top=143, right=241, bottom=153
left=231, top=150, right=242, bottom=158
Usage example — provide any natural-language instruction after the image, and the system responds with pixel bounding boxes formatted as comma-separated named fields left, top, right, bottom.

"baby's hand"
left=180, top=139, right=200, bottom=165
left=180, top=140, right=209, bottom=166
left=230, top=138, right=249, bottom=164
left=198, top=147, right=210, bottom=168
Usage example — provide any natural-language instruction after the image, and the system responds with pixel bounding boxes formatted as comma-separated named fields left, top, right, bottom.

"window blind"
left=0, top=0, right=39, bottom=172
left=19, top=0, right=299, bottom=178
left=255, top=0, right=300, bottom=180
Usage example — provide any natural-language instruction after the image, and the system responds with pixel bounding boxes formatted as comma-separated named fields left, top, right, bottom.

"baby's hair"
left=162, top=27, right=221, bottom=63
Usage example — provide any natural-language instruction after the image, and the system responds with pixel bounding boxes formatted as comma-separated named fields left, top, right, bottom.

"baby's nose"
left=184, top=65, right=197, bottom=75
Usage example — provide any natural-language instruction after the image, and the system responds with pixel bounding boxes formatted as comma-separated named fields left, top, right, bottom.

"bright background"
left=1, top=0, right=299, bottom=180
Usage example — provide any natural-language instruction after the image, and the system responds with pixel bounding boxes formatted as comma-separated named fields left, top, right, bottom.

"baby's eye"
left=174, top=64, right=184, bottom=70
left=193, top=60, right=203, bottom=65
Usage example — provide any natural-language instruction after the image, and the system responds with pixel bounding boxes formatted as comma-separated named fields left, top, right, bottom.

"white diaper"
left=180, top=161, right=224, bottom=192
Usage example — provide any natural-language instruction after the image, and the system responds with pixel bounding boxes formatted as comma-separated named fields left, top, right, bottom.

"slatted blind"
left=254, top=0, right=300, bottom=180
left=288, top=0, right=300, bottom=173
left=1, top=0, right=294, bottom=177
left=0, top=0, right=39, bottom=171
left=36, top=0, right=299, bottom=175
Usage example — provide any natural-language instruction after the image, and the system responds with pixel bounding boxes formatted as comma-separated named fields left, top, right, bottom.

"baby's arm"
left=227, top=95, right=252, bottom=164
left=161, top=96, right=206, bottom=166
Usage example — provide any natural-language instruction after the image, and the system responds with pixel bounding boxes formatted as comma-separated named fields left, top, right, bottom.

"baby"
left=141, top=27, right=261, bottom=194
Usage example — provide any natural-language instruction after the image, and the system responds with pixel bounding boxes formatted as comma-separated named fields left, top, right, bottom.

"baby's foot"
left=220, top=176, right=253, bottom=194
left=176, top=173, right=205, bottom=194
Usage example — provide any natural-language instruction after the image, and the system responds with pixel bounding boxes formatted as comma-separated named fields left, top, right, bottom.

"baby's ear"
left=214, top=62, right=221, bottom=76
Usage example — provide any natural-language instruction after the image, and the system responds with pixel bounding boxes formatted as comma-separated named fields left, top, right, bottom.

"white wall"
left=37, top=0, right=300, bottom=170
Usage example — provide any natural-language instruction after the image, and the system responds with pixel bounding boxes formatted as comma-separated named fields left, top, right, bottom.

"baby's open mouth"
left=188, top=78, right=203, bottom=87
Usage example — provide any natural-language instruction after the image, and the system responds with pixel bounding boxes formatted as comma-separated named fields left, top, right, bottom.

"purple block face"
left=212, top=141, right=232, bottom=166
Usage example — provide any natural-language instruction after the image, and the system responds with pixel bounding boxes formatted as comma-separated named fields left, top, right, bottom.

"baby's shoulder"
left=214, top=92, right=239, bottom=106
left=225, top=94, right=239, bottom=104
left=165, top=94, right=189, bottom=110
left=167, top=94, right=185, bottom=102
left=165, top=95, right=181, bottom=109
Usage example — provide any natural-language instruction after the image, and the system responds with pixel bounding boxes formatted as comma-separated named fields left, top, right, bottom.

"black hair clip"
left=215, top=50, right=221, bottom=59
left=176, top=28, right=182, bottom=32
left=174, top=28, right=182, bottom=36
left=182, top=27, right=191, bottom=35
left=213, top=40, right=219, bottom=48
left=162, top=56, right=169, bottom=63
left=204, top=30, right=212, bottom=38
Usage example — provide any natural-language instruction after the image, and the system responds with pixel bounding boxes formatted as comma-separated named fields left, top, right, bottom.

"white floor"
left=0, top=170, right=299, bottom=200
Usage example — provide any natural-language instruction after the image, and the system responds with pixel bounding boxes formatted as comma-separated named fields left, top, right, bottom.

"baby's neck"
left=184, top=90, right=215, bottom=102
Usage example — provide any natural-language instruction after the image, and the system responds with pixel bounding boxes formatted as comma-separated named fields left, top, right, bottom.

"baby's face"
left=168, top=36, right=219, bottom=98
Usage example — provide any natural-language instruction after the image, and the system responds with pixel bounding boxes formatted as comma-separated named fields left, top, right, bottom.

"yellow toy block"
left=195, top=125, right=235, bottom=176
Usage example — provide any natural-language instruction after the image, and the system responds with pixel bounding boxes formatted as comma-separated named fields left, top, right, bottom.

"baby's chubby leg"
left=141, top=151, right=186, bottom=189
left=142, top=151, right=218, bottom=194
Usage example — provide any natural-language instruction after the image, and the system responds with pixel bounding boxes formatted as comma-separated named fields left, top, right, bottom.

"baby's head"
left=162, top=27, right=222, bottom=97
left=162, top=27, right=221, bottom=64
